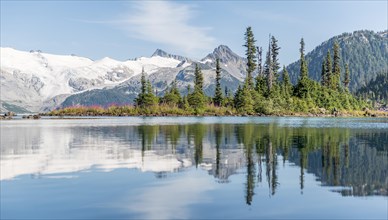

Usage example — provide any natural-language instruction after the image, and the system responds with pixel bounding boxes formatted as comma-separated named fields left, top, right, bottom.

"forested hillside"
left=286, top=30, right=387, bottom=92
left=356, top=72, right=388, bottom=105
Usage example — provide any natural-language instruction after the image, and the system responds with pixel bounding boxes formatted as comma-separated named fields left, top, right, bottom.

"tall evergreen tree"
left=255, top=74, right=267, bottom=96
left=234, top=85, right=243, bottom=109
left=271, top=36, right=281, bottom=80
left=325, top=50, right=332, bottom=88
left=282, top=66, right=292, bottom=97
left=135, top=70, right=158, bottom=108
left=213, top=59, right=223, bottom=106
left=140, top=67, right=146, bottom=94
left=188, top=64, right=206, bottom=112
left=332, top=41, right=341, bottom=90
left=264, top=42, right=273, bottom=93
left=161, top=80, right=181, bottom=106
left=321, top=62, right=326, bottom=86
left=294, top=38, right=310, bottom=98
left=224, top=86, right=234, bottom=107
left=180, top=95, right=190, bottom=110
left=255, top=46, right=266, bottom=95
left=240, top=81, right=254, bottom=114
left=243, top=27, right=257, bottom=90
left=343, top=63, right=350, bottom=89
left=257, top=46, right=263, bottom=76
left=146, top=80, right=152, bottom=94
left=299, top=38, right=308, bottom=80
left=234, top=80, right=254, bottom=114
left=194, top=64, right=204, bottom=93
left=170, top=80, right=180, bottom=96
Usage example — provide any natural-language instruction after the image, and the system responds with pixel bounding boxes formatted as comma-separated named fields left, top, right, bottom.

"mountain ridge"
left=286, top=30, right=388, bottom=92
left=151, top=49, right=191, bottom=63
left=1, top=29, right=387, bottom=113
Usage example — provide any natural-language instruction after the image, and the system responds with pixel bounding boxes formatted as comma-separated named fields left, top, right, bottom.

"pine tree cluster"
left=133, top=27, right=368, bottom=115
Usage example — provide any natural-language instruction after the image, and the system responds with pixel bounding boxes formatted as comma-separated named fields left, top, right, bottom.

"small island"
left=45, top=27, right=387, bottom=118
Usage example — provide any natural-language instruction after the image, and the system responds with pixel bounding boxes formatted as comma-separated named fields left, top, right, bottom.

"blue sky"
left=1, top=1, right=387, bottom=65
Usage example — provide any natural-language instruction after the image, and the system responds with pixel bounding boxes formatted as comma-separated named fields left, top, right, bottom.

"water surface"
left=1, top=117, right=387, bottom=219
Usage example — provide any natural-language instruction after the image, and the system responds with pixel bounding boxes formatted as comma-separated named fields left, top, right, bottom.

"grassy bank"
left=44, top=105, right=388, bottom=117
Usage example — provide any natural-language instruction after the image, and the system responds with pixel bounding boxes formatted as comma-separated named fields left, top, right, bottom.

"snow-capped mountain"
left=152, top=49, right=191, bottom=63
left=1, top=46, right=245, bottom=112
left=56, top=46, right=244, bottom=110
left=0, top=47, right=193, bottom=112
left=201, top=45, right=247, bottom=81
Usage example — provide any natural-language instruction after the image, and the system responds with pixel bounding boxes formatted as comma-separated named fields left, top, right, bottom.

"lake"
left=1, top=117, right=387, bottom=219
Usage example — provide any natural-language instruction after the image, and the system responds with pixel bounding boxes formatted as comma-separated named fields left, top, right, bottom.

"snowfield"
left=0, top=47, right=185, bottom=112
left=1, top=45, right=244, bottom=112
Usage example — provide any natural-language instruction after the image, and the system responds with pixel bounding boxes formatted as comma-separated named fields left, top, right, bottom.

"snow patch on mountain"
left=0, top=47, right=185, bottom=112
left=1, top=45, right=247, bottom=112
left=151, top=49, right=191, bottom=62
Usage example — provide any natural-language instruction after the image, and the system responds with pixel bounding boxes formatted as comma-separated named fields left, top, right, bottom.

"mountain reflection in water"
left=1, top=119, right=387, bottom=204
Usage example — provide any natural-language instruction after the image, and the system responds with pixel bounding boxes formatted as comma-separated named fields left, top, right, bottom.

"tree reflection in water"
left=134, top=123, right=387, bottom=204
left=1, top=122, right=387, bottom=205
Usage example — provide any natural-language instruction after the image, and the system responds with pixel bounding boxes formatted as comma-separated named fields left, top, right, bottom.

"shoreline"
left=39, top=110, right=388, bottom=118
left=2, top=110, right=388, bottom=120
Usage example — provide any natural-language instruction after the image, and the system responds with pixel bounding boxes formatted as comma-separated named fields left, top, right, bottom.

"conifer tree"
left=140, top=67, right=146, bottom=94
left=172, top=80, right=180, bottom=96
left=332, top=41, right=341, bottom=90
left=234, top=85, right=243, bottom=109
left=240, top=81, right=254, bottom=114
left=321, top=62, right=326, bottom=86
left=294, top=38, right=310, bottom=98
left=180, top=95, right=190, bottom=110
left=194, top=64, right=204, bottom=93
left=343, top=63, right=350, bottom=89
left=255, top=46, right=266, bottom=95
left=271, top=36, right=281, bottom=80
left=282, top=66, right=292, bottom=97
left=299, top=38, right=308, bottom=80
left=325, top=50, right=332, bottom=88
left=161, top=80, right=181, bottom=106
left=255, top=75, right=267, bottom=96
left=257, top=46, right=263, bottom=76
left=243, top=27, right=257, bottom=90
left=213, top=59, right=223, bottom=106
left=188, top=64, right=205, bottom=112
left=135, top=69, right=158, bottom=108
left=223, top=87, right=234, bottom=107
left=264, top=42, right=273, bottom=93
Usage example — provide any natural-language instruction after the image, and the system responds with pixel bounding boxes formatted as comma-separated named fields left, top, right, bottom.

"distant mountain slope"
left=57, top=46, right=244, bottom=109
left=0, top=47, right=185, bottom=112
left=356, top=71, right=388, bottom=104
left=1, top=46, right=246, bottom=112
left=286, top=30, right=388, bottom=92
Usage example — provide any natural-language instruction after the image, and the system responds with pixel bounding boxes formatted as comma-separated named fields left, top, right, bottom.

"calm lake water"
left=1, top=117, right=387, bottom=219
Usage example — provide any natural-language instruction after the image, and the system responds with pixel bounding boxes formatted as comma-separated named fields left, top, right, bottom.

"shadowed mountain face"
left=152, top=49, right=191, bottom=63
left=286, top=30, right=388, bottom=92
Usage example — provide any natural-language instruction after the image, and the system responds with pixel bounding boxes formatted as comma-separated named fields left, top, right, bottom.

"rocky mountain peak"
left=202, top=45, right=245, bottom=64
left=151, top=49, right=190, bottom=62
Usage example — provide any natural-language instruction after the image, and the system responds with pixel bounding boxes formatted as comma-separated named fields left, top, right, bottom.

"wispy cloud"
left=118, top=1, right=215, bottom=57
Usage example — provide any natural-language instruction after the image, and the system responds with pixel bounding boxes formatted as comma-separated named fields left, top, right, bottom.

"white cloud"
left=119, top=1, right=215, bottom=57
